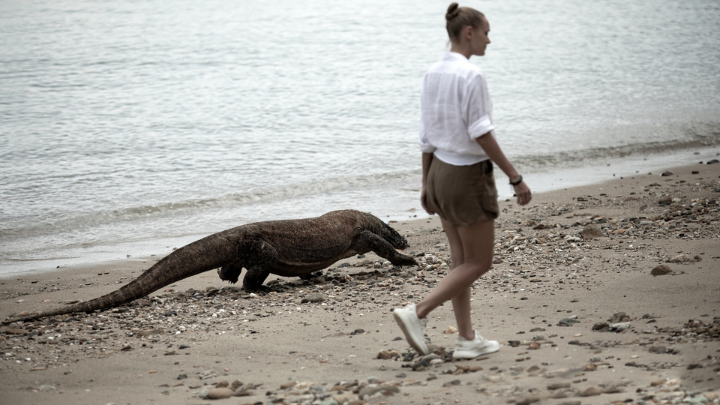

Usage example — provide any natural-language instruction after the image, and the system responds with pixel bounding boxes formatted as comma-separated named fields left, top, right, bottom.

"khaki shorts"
left=425, top=158, right=499, bottom=227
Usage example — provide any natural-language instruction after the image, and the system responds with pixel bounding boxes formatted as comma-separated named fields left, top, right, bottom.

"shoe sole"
left=452, top=341, right=500, bottom=359
left=393, top=310, right=428, bottom=355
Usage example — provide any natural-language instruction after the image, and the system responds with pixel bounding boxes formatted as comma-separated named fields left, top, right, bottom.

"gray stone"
left=579, top=386, right=603, bottom=396
left=580, top=225, right=604, bottom=239
left=610, top=322, right=631, bottom=332
left=206, top=388, right=234, bottom=399
left=358, top=385, right=399, bottom=399
left=301, top=293, right=325, bottom=303
left=651, top=265, right=672, bottom=276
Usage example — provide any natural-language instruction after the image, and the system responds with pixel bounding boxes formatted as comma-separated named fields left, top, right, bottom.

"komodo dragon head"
left=357, top=211, right=410, bottom=250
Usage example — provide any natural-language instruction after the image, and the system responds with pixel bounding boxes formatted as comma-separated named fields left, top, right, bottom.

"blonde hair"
left=445, top=3, right=485, bottom=42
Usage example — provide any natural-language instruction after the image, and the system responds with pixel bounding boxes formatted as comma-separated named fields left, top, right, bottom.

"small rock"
left=547, top=382, right=571, bottom=390
left=199, top=370, right=218, bottom=380
left=608, top=312, right=629, bottom=323
left=443, top=326, right=458, bottom=334
left=455, top=364, right=483, bottom=373
left=558, top=318, right=580, bottom=327
left=358, top=385, right=399, bottom=399
left=651, top=265, right=672, bottom=276
left=668, top=254, right=690, bottom=263
left=579, top=386, right=603, bottom=396
left=206, top=387, right=234, bottom=399
left=658, top=196, right=672, bottom=205
left=377, top=349, right=399, bottom=360
left=580, top=225, right=604, bottom=239
left=610, top=322, right=631, bottom=332
left=280, top=381, right=296, bottom=389
left=592, top=322, right=610, bottom=332
left=507, top=340, right=521, bottom=347
left=442, top=379, right=462, bottom=387
left=650, top=379, right=667, bottom=386
left=707, top=159, right=719, bottom=165
left=301, top=293, right=325, bottom=303
left=661, top=171, right=674, bottom=176
left=516, top=397, right=541, bottom=405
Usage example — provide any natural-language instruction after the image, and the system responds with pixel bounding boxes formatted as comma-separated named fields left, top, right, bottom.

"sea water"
left=1, top=0, right=719, bottom=276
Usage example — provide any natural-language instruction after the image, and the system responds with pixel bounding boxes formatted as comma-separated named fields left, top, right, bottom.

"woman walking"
left=393, top=3, right=532, bottom=359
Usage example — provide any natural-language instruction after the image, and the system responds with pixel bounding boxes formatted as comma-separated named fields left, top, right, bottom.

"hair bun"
left=445, top=3, right=460, bottom=21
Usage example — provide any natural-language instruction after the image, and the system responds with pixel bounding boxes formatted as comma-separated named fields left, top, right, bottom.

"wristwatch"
left=509, top=175, right=523, bottom=186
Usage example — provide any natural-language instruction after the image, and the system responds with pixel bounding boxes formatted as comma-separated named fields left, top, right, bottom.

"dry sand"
left=1, top=161, right=719, bottom=405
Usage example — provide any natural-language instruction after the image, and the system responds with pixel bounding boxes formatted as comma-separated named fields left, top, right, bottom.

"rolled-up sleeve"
left=418, top=118, right=437, bottom=153
left=465, top=75, right=495, bottom=139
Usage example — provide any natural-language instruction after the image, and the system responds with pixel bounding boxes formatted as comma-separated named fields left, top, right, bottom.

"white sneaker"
left=393, top=303, right=428, bottom=355
left=453, top=330, right=500, bottom=359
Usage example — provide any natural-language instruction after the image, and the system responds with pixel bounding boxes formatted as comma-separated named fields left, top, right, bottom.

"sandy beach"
left=1, top=161, right=719, bottom=405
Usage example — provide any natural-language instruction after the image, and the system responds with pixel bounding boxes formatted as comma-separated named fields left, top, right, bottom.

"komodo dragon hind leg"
left=239, top=238, right=278, bottom=291
left=353, top=230, right=418, bottom=266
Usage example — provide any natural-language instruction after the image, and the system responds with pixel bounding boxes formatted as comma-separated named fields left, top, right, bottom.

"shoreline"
left=2, top=146, right=719, bottom=279
left=1, top=161, right=719, bottom=405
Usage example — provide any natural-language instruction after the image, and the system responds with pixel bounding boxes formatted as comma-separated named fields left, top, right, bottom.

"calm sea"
left=1, top=0, right=719, bottom=276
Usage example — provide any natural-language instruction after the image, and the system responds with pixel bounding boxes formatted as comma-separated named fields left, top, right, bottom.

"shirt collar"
left=442, top=52, right=469, bottom=62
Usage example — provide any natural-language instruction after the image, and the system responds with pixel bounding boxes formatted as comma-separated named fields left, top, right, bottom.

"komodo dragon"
left=2, top=210, right=417, bottom=325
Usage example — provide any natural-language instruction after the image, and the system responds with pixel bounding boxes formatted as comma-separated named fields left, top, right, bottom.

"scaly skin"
left=3, top=210, right=417, bottom=325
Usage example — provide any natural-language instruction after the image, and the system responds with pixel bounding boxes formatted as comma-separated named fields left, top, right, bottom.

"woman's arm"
left=421, top=152, right=436, bottom=214
left=476, top=132, right=532, bottom=206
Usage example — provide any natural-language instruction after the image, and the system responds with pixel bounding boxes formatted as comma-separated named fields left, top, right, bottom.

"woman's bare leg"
left=415, top=219, right=494, bottom=341
left=434, top=219, right=473, bottom=340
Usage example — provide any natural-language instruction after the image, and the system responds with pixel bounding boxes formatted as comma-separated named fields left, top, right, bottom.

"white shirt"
left=418, top=52, right=495, bottom=166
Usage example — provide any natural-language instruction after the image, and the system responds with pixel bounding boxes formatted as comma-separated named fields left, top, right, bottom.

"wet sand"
left=1, top=161, right=719, bottom=405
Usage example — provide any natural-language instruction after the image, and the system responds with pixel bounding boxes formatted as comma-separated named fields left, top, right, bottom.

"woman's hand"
left=513, top=181, right=532, bottom=206
left=421, top=185, right=435, bottom=215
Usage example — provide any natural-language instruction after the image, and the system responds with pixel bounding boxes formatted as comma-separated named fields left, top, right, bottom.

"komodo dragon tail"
left=2, top=231, right=238, bottom=325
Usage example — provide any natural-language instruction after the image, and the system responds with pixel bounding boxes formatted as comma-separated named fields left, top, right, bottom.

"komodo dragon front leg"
left=352, top=230, right=417, bottom=266
left=217, top=238, right=278, bottom=291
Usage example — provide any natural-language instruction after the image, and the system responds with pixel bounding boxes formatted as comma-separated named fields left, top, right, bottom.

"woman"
left=393, top=3, right=532, bottom=359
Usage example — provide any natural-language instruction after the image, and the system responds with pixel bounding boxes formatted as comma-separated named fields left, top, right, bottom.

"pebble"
left=301, top=293, right=325, bottom=303
left=610, top=322, right=631, bottom=332
left=651, top=264, right=673, bottom=276
left=442, top=379, right=461, bottom=387
left=580, top=225, right=604, bottom=239
left=558, top=318, right=580, bottom=326
left=358, top=385, right=399, bottom=399
left=579, top=386, right=603, bottom=396
left=205, top=387, right=234, bottom=399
